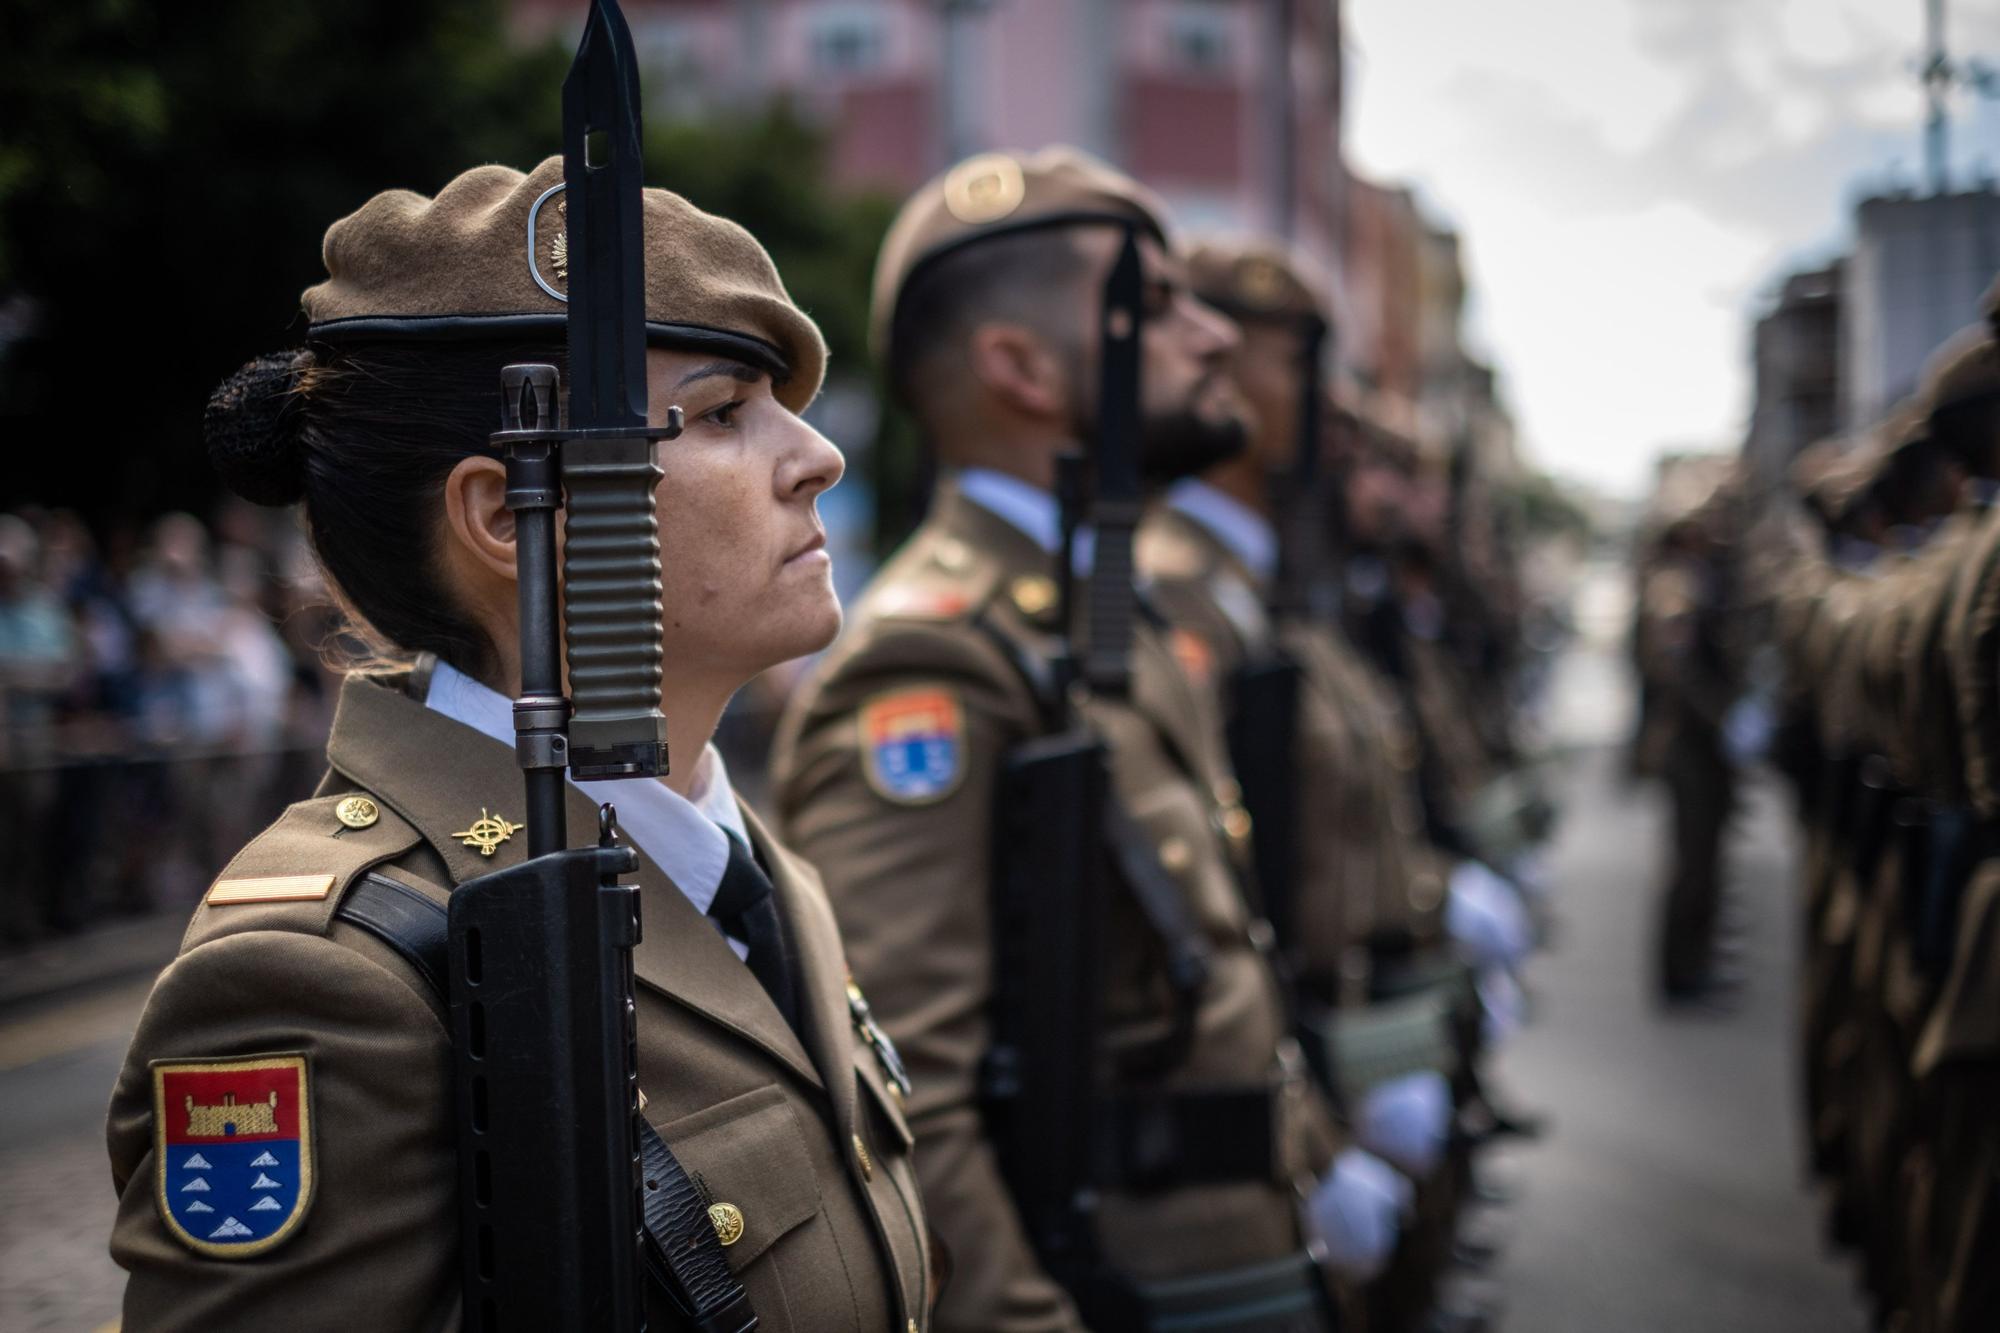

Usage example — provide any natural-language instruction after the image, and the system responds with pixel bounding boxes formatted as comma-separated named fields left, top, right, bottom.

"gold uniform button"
left=707, top=1202, right=745, bottom=1246
left=1221, top=804, right=1254, bottom=844
left=335, top=795, right=380, bottom=830
left=934, top=536, right=972, bottom=574
left=1158, top=836, right=1193, bottom=873
left=1009, top=574, right=1058, bottom=620
left=1212, top=777, right=1242, bottom=807
left=853, top=1133, right=875, bottom=1181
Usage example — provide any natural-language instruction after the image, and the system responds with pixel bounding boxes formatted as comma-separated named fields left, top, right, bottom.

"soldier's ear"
left=440, top=453, right=519, bottom=589
left=966, top=321, right=1071, bottom=422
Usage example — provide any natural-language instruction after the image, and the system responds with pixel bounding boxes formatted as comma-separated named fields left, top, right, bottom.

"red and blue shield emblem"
left=861, top=688, right=965, bottom=805
left=152, top=1053, right=313, bottom=1258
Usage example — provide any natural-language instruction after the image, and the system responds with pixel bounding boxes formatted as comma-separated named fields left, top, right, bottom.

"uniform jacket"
left=107, top=669, right=932, bottom=1332
left=1138, top=505, right=1445, bottom=1002
left=771, top=480, right=1338, bottom=1332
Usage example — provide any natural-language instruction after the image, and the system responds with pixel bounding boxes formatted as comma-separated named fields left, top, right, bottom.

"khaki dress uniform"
left=107, top=670, right=933, bottom=1331
left=772, top=482, right=1339, bottom=1331
left=106, top=156, right=931, bottom=1332
left=1138, top=502, right=1445, bottom=1005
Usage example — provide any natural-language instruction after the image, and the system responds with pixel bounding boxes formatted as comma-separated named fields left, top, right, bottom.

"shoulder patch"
left=874, top=585, right=973, bottom=621
left=860, top=688, right=966, bottom=805
left=152, top=1053, right=313, bottom=1259
left=1169, top=627, right=1217, bottom=691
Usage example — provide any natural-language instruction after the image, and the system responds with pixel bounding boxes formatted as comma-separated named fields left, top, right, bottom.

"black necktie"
left=709, top=831, right=801, bottom=1033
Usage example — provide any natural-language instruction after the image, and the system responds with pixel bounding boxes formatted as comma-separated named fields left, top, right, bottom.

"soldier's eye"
left=704, top=400, right=743, bottom=428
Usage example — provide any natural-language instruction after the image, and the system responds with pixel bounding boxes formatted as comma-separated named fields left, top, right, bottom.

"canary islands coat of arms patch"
left=152, top=1053, right=313, bottom=1258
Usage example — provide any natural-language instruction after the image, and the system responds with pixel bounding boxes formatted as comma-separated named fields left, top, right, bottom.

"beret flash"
left=869, top=146, right=1172, bottom=366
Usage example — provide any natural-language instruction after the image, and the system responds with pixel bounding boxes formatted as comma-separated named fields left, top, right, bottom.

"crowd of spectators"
left=0, top=502, right=344, bottom=946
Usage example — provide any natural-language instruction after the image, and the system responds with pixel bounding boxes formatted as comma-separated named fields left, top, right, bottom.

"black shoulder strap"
left=337, top=875, right=757, bottom=1333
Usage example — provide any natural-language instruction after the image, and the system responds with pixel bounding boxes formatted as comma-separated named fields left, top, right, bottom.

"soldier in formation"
left=107, top=157, right=933, bottom=1331
left=110, top=141, right=1556, bottom=1330
left=1760, top=273, right=2000, bottom=1333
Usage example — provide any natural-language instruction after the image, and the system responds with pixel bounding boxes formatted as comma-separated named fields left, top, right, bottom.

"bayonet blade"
left=563, top=0, right=648, bottom=431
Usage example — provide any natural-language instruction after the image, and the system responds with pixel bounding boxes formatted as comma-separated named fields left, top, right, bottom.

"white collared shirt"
left=1166, top=479, right=1279, bottom=583
left=425, top=660, right=752, bottom=958
left=957, top=466, right=1095, bottom=568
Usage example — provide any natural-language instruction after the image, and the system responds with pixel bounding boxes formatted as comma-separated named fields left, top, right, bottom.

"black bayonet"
left=1083, top=228, right=1144, bottom=700
left=446, top=4, right=752, bottom=1332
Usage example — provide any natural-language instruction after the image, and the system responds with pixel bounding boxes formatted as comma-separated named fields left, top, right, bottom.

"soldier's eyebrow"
left=673, top=360, right=764, bottom=391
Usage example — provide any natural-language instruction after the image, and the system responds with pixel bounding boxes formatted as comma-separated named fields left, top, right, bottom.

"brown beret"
left=302, top=156, right=826, bottom=412
left=869, top=145, right=1171, bottom=365
left=1183, top=237, right=1327, bottom=327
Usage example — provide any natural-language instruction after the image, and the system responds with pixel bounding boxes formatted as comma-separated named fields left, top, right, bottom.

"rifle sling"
left=338, top=873, right=757, bottom=1333
left=974, top=606, right=1215, bottom=1030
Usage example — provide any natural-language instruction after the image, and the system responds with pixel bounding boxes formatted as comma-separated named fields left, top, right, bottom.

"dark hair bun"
left=206, top=351, right=309, bottom=506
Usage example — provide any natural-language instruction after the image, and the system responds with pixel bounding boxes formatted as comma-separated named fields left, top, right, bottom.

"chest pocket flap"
left=657, top=1084, right=822, bottom=1270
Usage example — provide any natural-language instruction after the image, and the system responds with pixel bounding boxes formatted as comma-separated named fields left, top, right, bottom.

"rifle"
left=1227, top=314, right=1328, bottom=959
left=985, top=227, right=1253, bottom=1327
left=444, top=4, right=754, bottom=1330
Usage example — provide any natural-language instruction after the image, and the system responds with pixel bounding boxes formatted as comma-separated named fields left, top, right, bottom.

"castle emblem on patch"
left=152, top=1054, right=313, bottom=1258
left=860, top=688, right=964, bottom=805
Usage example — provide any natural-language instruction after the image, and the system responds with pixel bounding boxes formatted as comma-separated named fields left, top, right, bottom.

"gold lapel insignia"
left=334, top=795, right=379, bottom=830
left=453, top=808, right=522, bottom=858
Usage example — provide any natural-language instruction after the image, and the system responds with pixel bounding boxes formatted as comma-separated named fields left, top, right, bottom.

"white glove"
left=1357, top=1071, right=1453, bottom=1179
left=1445, top=860, right=1533, bottom=970
left=1478, top=966, right=1527, bottom=1045
left=1724, top=695, right=1774, bottom=766
left=1307, top=1148, right=1413, bottom=1282
left=1509, top=849, right=1552, bottom=903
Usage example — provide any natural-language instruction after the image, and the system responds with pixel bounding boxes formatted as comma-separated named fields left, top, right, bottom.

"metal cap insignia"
left=943, top=154, right=1027, bottom=225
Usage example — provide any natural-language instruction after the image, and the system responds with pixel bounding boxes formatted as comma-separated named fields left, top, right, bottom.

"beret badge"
left=1234, top=255, right=1289, bottom=312
left=526, top=183, right=571, bottom=302
left=943, top=153, right=1027, bottom=225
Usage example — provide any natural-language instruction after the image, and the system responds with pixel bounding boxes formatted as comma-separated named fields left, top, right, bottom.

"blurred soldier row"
left=1751, top=273, right=2000, bottom=1333
left=773, top=149, right=1556, bottom=1332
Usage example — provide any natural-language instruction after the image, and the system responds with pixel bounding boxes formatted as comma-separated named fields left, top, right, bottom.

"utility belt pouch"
left=1122, top=1251, right=1337, bottom=1333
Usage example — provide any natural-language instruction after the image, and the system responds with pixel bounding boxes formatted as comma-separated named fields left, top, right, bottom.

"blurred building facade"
left=1844, top=188, right=2000, bottom=429
left=1743, top=263, right=1843, bottom=490
left=511, top=0, right=1514, bottom=475
left=1745, top=183, right=1999, bottom=487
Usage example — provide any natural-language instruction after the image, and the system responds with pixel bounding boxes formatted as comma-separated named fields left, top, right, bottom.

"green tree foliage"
left=0, top=1, right=899, bottom=534
left=0, top=0, right=568, bottom=516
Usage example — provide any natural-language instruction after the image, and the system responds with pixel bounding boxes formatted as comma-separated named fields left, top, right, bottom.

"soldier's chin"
left=1139, top=409, right=1248, bottom=486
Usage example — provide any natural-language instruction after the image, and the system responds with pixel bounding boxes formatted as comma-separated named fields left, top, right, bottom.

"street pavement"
left=0, top=627, right=1869, bottom=1332
left=1487, top=636, right=1867, bottom=1331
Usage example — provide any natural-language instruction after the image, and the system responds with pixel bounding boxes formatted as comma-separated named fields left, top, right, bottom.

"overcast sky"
left=1344, top=0, right=2000, bottom=498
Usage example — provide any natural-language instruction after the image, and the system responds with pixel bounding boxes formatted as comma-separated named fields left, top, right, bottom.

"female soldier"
left=104, top=158, right=932, bottom=1332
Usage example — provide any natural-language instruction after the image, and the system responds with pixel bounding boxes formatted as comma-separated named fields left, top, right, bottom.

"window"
left=1166, top=2, right=1232, bottom=76
left=810, top=6, right=887, bottom=76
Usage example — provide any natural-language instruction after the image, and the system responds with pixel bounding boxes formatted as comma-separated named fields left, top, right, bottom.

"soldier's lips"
left=783, top=532, right=828, bottom=567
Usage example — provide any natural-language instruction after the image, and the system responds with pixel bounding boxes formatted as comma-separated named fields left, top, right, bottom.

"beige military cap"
left=870, top=145, right=1171, bottom=364
left=303, top=156, right=827, bottom=411
left=1183, top=238, right=1328, bottom=327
